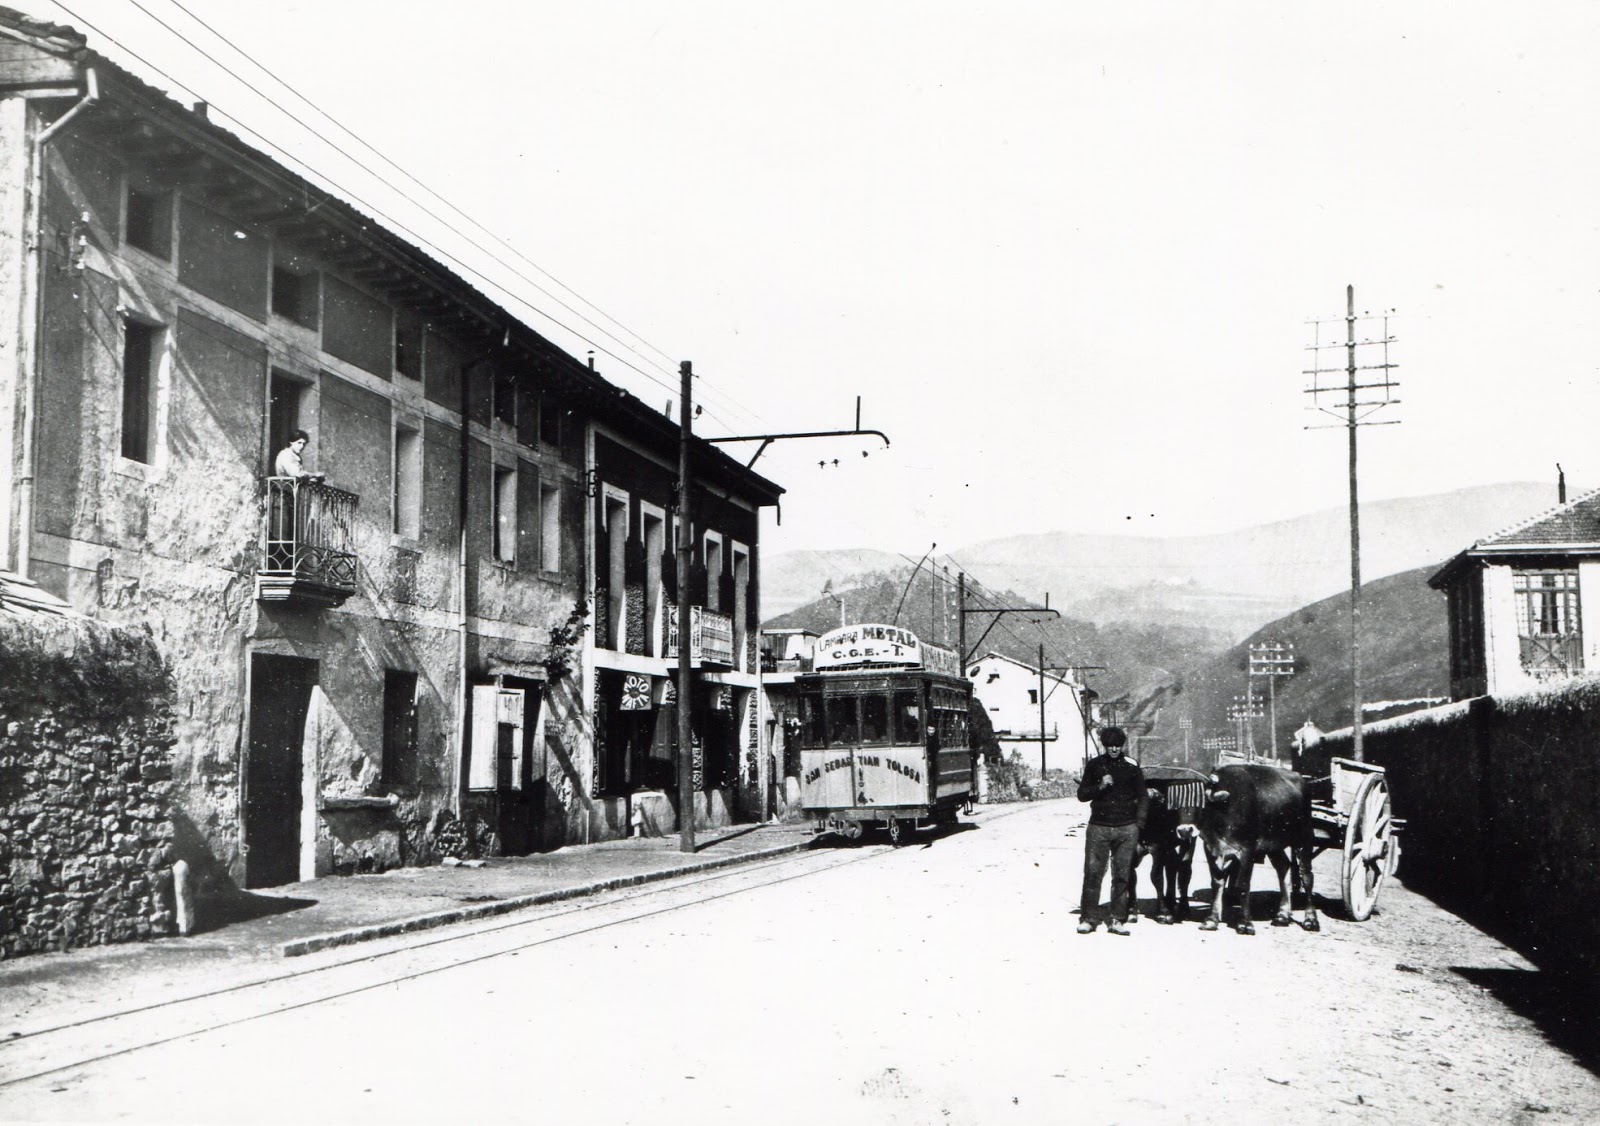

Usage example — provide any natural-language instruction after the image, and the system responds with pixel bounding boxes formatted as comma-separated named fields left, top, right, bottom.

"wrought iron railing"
left=262, top=477, right=359, bottom=593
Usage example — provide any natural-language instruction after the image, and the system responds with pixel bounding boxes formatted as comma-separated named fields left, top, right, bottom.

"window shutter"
left=467, top=685, right=499, bottom=790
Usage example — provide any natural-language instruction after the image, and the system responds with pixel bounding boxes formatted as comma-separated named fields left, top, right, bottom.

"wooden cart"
left=1310, top=757, right=1404, bottom=921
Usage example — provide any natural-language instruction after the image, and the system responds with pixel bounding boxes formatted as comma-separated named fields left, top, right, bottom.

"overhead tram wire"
left=129, top=0, right=685, bottom=387
left=48, top=2, right=756, bottom=430
left=136, top=0, right=771, bottom=433
left=908, top=554, right=1046, bottom=662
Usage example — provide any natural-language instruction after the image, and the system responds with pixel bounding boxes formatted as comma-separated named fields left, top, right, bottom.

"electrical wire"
left=130, top=0, right=683, bottom=383
left=46, top=1, right=755, bottom=430
left=140, top=0, right=768, bottom=431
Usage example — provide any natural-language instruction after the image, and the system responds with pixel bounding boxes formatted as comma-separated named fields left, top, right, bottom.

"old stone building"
left=0, top=9, right=781, bottom=898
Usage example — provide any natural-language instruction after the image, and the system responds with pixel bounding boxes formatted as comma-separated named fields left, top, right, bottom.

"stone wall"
left=0, top=609, right=177, bottom=958
left=1310, top=680, right=1600, bottom=986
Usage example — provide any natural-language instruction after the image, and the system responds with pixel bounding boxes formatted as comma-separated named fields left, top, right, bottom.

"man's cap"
left=1100, top=726, right=1127, bottom=748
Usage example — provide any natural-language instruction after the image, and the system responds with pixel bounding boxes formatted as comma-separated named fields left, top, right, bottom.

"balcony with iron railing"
left=666, top=603, right=736, bottom=667
left=257, top=477, right=360, bottom=609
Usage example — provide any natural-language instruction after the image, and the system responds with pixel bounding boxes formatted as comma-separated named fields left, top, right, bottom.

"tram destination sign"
left=814, top=624, right=956, bottom=674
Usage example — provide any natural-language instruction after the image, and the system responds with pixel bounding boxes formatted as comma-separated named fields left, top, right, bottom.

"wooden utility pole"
left=1305, top=286, right=1399, bottom=763
left=1038, top=643, right=1048, bottom=777
left=677, top=360, right=695, bottom=853
left=1248, top=642, right=1296, bottom=761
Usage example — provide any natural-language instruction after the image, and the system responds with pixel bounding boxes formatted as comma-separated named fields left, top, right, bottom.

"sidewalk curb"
left=278, top=838, right=814, bottom=958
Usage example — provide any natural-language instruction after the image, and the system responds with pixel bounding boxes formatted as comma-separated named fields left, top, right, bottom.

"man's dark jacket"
left=1076, top=753, right=1149, bottom=829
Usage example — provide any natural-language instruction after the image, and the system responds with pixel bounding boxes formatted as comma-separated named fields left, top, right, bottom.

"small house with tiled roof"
left=1429, top=487, right=1600, bottom=700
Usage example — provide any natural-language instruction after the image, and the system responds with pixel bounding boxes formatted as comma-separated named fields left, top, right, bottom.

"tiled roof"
left=0, top=569, right=86, bottom=621
left=1471, top=486, right=1600, bottom=549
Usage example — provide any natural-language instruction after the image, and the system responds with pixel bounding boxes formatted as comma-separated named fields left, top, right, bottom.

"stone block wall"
left=0, top=612, right=177, bottom=958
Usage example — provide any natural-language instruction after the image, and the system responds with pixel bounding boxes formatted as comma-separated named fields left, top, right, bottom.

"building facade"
left=0, top=11, right=781, bottom=896
left=965, top=651, right=1094, bottom=772
left=1430, top=489, right=1600, bottom=702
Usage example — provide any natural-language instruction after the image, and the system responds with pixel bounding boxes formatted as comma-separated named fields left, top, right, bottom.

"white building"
left=966, top=651, right=1095, bottom=773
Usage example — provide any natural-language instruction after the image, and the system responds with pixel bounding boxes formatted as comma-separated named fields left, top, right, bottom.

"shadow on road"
left=202, top=889, right=318, bottom=933
left=1452, top=967, right=1600, bottom=1077
left=810, top=820, right=979, bottom=850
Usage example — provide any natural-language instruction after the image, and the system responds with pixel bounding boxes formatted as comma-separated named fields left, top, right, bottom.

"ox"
left=1180, top=763, right=1319, bottom=935
left=1129, top=787, right=1196, bottom=924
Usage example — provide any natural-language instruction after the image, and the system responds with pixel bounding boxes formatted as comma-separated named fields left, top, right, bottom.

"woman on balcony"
left=274, top=430, right=324, bottom=482
left=270, top=431, right=325, bottom=574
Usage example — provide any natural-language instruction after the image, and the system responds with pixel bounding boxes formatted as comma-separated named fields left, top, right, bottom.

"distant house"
left=1430, top=488, right=1600, bottom=700
left=966, top=652, right=1095, bottom=772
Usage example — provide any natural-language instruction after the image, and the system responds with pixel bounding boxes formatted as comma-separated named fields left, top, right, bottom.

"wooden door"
left=245, top=654, right=316, bottom=887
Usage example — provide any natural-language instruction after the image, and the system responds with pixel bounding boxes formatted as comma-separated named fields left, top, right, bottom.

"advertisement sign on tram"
left=813, top=624, right=958, bottom=674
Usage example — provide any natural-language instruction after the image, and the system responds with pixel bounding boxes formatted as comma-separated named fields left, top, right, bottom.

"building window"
left=492, top=465, right=517, bottom=564
left=1028, top=688, right=1038, bottom=705
left=1513, top=568, right=1582, bottom=676
left=605, top=494, right=628, bottom=649
left=1450, top=577, right=1484, bottom=682
left=732, top=544, right=749, bottom=669
left=271, top=265, right=320, bottom=328
left=704, top=532, right=724, bottom=612
left=541, top=480, right=562, bottom=572
left=395, top=312, right=423, bottom=380
left=540, top=393, right=562, bottom=446
left=125, top=186, right=171, bottom=259
left=492, top=366, right=516, bottom=427
left=642, top=507, right=665, bottom=652
left=120, top=319, right=162, bottom=463
left=382, top=670, right=419, bottom=784
left=393, top=424, right=421, bottom=538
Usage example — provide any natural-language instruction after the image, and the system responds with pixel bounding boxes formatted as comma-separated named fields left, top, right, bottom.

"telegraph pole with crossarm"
left=1305, top=286, right=1399, bottom=762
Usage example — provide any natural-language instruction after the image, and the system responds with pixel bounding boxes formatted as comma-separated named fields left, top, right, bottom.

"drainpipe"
left=15, top=67, right=99, bottom=577
left=453, top=343, right=505, bottom=814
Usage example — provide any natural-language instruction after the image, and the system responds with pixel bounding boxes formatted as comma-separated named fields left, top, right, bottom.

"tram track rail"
left=0, top=844, right=888, bottom=1089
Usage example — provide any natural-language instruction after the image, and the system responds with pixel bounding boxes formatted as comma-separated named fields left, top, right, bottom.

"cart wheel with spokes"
left=1341, top=772, right=1397, bottom=921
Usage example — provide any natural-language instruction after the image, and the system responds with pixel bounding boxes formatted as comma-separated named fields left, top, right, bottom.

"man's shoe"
left=1106, top=922, right=1131, bottom=936
left=1076, top=920, right=1097, bottom=934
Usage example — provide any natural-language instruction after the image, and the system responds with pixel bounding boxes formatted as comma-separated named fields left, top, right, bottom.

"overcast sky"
left=43, top=1, right=1600, bottom=558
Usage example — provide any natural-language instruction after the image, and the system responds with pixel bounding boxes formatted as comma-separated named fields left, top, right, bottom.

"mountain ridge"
left=764, top=481, right=1558, bottom=640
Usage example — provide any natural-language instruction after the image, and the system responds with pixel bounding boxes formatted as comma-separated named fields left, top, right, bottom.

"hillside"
left=762, top=569, right=1225, bottom=708
left=764, top=481, right=1556, bottom=636
left=1155, top=563, right=1449, bottom=768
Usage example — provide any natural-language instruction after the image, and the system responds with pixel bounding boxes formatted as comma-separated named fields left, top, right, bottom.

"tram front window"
left=826, top=696, right=859, bottom=745
left=893, top=690, right=921, bottom=744
left=860, top=695, right=890, bottom=745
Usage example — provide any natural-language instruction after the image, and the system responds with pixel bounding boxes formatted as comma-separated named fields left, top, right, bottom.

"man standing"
left=1075, top=726, right=1146, bottom=935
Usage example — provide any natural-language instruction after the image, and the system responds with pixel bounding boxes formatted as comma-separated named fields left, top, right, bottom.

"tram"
left=793, top=624, right=975, bottom=843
